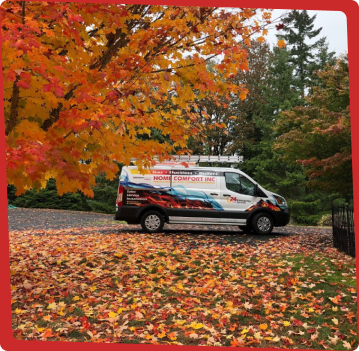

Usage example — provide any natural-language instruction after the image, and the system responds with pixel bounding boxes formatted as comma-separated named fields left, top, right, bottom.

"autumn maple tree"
left=274, top=56, right=351, bottom=195
left=1, top=1, right=273, bottom=195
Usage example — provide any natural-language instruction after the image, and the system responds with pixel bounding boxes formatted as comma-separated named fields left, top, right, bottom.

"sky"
left=265, top=9, right=348, bottom=55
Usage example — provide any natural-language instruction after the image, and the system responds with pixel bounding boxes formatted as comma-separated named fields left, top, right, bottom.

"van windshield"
left=225, top=173, right=256, bottom=196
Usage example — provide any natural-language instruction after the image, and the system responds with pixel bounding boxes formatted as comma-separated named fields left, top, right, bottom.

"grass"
left=274, top=254, right=357, bottom=349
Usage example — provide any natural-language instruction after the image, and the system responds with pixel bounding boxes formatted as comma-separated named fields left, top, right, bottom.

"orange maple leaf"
left=277, top=39, right=286, bottom=49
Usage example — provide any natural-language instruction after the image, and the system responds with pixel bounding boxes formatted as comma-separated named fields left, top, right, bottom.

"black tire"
left=141, top=211, right=164, bottom=233
left=251, top=212, right=273, bottom=235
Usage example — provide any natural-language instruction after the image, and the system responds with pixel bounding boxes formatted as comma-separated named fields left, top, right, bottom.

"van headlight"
left=274, top=195, right=287, bottom=207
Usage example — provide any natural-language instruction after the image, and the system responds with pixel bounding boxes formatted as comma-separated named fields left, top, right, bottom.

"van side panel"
left=119, top=167, right=224, bottom=212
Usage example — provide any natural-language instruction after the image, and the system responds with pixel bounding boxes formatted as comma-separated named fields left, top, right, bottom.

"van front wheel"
left=141, top=211, right=164, bottom=233
left=251, top=213, right=273, bottom=235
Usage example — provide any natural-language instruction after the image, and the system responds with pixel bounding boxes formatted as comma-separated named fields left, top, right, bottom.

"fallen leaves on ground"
left=9, top=226, right=358, bottom=349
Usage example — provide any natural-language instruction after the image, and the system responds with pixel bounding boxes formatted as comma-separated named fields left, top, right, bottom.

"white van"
left=115, top=160, right=289, bottom=234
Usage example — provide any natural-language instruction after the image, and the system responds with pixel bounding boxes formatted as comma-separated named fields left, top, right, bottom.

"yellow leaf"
left=73, top=296, right=80, bottom=301
left=192, top=322, right=204, bottom=329
left=283, top=321, right=290, bottom=326
left=174, top=320, right=186, bottom=325
left=47, top=302, right=57, bottom=310
left=109, top=311, right=117, bottom=318
left=332, top=317, right=339, bottom=325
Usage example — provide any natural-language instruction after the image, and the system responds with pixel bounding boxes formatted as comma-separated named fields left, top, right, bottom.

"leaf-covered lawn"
left=10, top=227, right=358, bottom=349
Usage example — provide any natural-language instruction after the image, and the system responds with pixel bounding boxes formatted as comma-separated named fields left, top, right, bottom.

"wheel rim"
left=257, top=216, right=271, bottom=232
left=145, top=215, right=161, bottom=230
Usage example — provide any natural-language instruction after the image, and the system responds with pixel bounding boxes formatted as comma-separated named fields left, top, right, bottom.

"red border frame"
left=1, top=0, right=358, bottom=350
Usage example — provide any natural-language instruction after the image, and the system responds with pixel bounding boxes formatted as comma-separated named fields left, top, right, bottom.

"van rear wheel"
left=141, top=211, right=164, bottom=233
left=251, top=212, right=273, bottom=235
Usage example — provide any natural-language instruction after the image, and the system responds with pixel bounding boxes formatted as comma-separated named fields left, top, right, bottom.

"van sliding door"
left=168, top=169, right=221, bottom=223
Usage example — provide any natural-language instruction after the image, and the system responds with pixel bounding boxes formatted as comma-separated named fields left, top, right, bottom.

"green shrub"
left=7, top=185, right=17, bottom=203
left=7, top=166, right=122, bottom=214
left=293, top=214, right=322, bottom=226
left=87, top=200, right=114, bottom=214
left=11, top=179, right=92, bottom=211
left=93, top=185, right=117, bottom=207
left=318, top=213, right=332, bottom=226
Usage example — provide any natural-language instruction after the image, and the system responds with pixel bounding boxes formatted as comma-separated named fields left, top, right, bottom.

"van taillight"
left=116, top=185, right=124, bottom=207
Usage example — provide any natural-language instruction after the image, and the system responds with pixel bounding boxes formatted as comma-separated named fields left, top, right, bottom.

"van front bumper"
left=273, top=211, right=290, bottom=226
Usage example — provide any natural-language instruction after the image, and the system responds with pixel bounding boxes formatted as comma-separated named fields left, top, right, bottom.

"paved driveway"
left=7, top=208, right=332, bottom=248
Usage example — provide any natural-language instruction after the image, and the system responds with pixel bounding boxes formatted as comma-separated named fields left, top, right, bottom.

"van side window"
left=225, top=173, right=256, bottom=196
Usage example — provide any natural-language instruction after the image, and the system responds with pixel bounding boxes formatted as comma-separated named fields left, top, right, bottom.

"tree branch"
left=5, top=79, right=20, bottom=136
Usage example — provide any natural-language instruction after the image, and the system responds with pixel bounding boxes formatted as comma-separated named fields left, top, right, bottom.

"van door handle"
left=223, top=194, right=231, bottom=196
left=210, top=193, right=218, bottom=196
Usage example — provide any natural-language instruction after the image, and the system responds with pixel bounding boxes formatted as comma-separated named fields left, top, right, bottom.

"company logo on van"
left=226, top=196, right=249, bottom=204
left=173, top=175, right=215, bottom=183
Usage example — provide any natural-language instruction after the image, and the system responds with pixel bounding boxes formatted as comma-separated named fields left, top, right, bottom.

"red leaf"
left=54, top=86, right=64, bottom=97
left=16, top=80, right=30, bottom=89
left=6, top=71, right=16, bottom=82
left=107, top=90, right=120, bottom=101
left=43, top=84, right=52, bottom=93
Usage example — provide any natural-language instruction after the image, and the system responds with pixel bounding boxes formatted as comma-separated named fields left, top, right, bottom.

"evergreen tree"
left=242, top=45, right=301, bottom=181
left=277, top=10, right=323, bottom=98
left=308, top=37, right=336, bottom=90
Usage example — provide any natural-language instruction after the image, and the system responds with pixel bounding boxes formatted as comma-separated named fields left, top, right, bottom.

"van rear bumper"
left=114, top=206, right=140, bottom=223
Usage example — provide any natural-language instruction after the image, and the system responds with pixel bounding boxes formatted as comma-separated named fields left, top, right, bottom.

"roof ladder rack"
left=130, top=155, right=243, bottom=165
